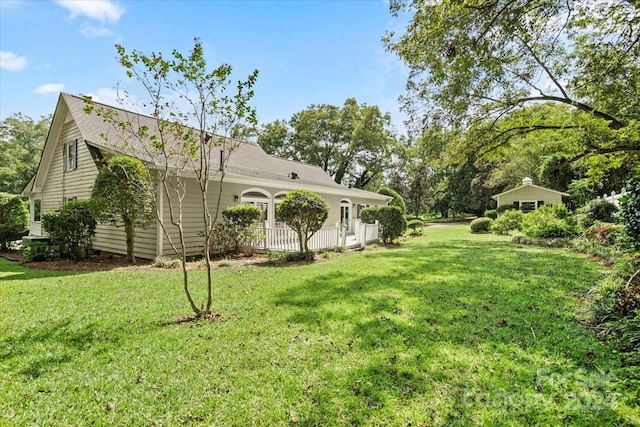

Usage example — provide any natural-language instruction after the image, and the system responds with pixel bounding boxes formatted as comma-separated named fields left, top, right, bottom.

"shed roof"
left=491, top=182, right=569, bottom=200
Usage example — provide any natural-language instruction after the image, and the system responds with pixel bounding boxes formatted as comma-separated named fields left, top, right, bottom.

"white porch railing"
left=252, top=219, right=379, bottom=252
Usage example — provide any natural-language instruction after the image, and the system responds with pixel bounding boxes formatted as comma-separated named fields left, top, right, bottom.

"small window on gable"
left=63, top=140, right=78, bottom=171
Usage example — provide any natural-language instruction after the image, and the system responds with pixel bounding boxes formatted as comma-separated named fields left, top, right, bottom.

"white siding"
left=40, top=116, right=157, bottom=259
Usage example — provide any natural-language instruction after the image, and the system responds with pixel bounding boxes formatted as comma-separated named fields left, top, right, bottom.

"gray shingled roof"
left=62, top=93, right=349, bottom=190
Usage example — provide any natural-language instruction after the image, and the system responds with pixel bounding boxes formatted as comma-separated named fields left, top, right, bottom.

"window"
left=63, top=140, right=78, bottom=171
left=33, top=199, right=41, bottom=222
left=241, top=190, right=271, bottom=224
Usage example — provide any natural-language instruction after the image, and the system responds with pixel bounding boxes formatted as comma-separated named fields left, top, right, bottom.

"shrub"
left=580, top=199, right=619, bottom=228
left=584, top=222, right=625, bottom=247
left=284, top=250, right=316, bottom=262
left=483, top=209, right=497, bottom=219
left=407, top=219, right=424, bottom=234
left=521, top=205, right=578, bottom=239
left=377, top=187, right=406, bottom=214
left=20, top=240, right=55, bottom=262
left=469, top=217, right=493, bottom=233
left=277, top=190, right=329, bottom=253
left=496, top=205, right=515, bottom=214
left=0, top=192, right=29, bottom=250
left=620, top=174, right=640, bottom=247
left=42, top=200, right=96, bottom=261
left=222, top=204, right=263, bottom=254
left=491, top=209, right=524, bottom=235
left=361, top=206, right=407, bottom=243
left=152, top=256, right=182, bottom=268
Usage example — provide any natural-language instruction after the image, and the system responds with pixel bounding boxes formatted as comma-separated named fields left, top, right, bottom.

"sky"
left=0, top=0, right=410, bottom=132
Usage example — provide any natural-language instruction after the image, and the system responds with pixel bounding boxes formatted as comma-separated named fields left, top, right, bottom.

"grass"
left=1, top=225, right=638, bottom=426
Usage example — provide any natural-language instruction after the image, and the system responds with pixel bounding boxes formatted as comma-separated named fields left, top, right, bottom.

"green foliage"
left=86, top=38, right=259, bottom=316
left=406, top=219, right=424, bottom=234
left=276, top=190, right=329, bottom=253
left=0, top=113, right=51, bottom=194
left=621, top=174, right=640, bottom=247
left=469, top=217, right=493, bottom=233
left=257, top=98, right=398, bottom=189
left=90, top=155, right=153, bottom=264
left=361, top=206, right=407, bottom=243
left=568, top=179, right=599, bottom=208
left=496, top=205, right=515, bottom=214
left=20, top=241, right=55, bottom=262
left=483, top=209, right=497, bottom=219
left=221, top=204, right=263, bottom=254
left=284, top=251, right=316, bottom=262
left=491, top=209, right=524, bottom=235
left=42, top=201, right=96, bottom=261
left=377, top=186, right=406, bottom=214
left=585, top=252, right=640, bottom=350
left=521, top=205, right=578, bottom=239
left=539, top=154, right=575, bottom=192
left=581, top=199, right=619, bottom=227
left=0, top=192, right=29, bottom=250
left=385, top=0, right=639, bottom=170
left=511, top=235, right=573, bottom=248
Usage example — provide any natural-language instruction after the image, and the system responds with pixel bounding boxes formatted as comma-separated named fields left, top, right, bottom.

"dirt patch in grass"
left=0, top=248, right=360, bottom=272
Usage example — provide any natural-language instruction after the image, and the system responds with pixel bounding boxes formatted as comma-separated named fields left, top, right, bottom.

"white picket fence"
left=599, top=188, right=627, bottom=208
left=252, top=219, right=379, bottom=252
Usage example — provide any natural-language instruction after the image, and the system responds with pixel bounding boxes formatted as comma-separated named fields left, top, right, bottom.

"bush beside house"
left=0, top=192, right=29, bottom=250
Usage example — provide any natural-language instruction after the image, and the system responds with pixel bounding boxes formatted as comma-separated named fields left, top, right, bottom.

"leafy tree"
left=258, top=98, right=398, bottom=189
left=89, top=155, right=154, bottom=264
left=276, top=189, right=329, bottom=253
left=385, top=0, right=639, bottom=171
left=0, top=192, right=29, bottom=250
left=0, top=114, right=51, bottom=194
left=539, top=154, right=576, bottom=192
left=621, top=174, right=640, bottom=247
left=84, top=38, right=258, bottom=318
left=377, top=187, right=406, bottom=215
left=42, top=201, right=96, bottom=261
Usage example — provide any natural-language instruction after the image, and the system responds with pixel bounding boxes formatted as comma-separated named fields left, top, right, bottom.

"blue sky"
left=0, top=0, right=409, bottom=132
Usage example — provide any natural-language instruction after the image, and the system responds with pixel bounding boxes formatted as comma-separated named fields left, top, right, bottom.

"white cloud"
left=0, top=51, right=27, bottom=71
left=55, top=0, right=124, bottom=24
left=80, top=22, right=113, bottom=38
left=85, top=88, right=142, bottom=112
left=34, top=83, right=65, bottom=95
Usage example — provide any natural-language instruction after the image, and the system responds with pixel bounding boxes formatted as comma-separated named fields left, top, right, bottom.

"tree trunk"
left=124, top=217, right=136, bottom=265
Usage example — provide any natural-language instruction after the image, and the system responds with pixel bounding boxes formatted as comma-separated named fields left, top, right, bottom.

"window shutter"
left=71, top=139, right=77, bottom=170
left=63, top=142, right=67, bottom=171
left=538, top=201, right=544, bottom=207
left=513, top=201, right=519, bottom=209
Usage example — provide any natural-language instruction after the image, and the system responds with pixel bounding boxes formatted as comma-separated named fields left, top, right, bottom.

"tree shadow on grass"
left=0, top=317, right=165, bottom=380
left=275, top=240, right=627, bottom=425
left=0, top=258, right=93, bottom=280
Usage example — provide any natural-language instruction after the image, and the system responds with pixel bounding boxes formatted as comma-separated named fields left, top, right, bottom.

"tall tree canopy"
left=384, top=0, right=639, bottom=169
left=0, top=114, right=52, bottom=194
left=257, top=98, right=398, bottom=189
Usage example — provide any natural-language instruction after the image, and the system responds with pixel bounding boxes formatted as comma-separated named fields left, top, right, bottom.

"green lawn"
left=1, top=225, right=638, bottom=426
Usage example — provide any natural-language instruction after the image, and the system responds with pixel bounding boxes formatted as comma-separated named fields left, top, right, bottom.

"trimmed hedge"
left=470, top=217, right=493, bottom=233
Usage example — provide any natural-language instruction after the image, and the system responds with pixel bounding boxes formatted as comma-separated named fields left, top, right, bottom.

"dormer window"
left=63, top=140, right=77, bottom=171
